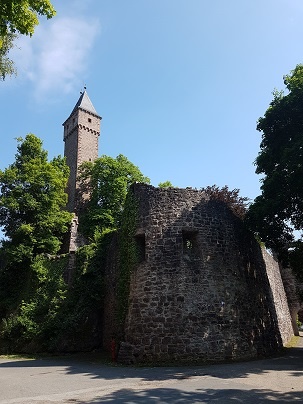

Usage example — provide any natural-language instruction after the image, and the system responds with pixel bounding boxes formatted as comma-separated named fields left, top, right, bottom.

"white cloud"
left=13, top=16, right=100, bottom=99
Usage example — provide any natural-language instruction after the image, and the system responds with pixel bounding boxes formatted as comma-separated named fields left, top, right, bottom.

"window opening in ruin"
left=185, top=239, right=193, bottom=249
left=182, top=230, right=198, bottom=257
left=135, top=233, right=146, bottom=263
left=88, top=118, right=92, bottom=123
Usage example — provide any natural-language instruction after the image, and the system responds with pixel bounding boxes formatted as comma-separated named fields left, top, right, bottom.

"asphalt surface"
left=0, top=334, right=302, bottom=403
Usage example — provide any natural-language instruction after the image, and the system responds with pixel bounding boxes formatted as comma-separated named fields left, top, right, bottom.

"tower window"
left=88, top=118, right=92, bottom=123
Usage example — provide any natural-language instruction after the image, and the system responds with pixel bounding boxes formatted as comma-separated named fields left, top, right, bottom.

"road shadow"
left=0, top=342, right=302, bottom=383
left=64, top=387, right=303, bottom=403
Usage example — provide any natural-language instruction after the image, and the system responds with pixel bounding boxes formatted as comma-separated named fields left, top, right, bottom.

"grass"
left=0, top=350, right=113, bottom=365
left=0, top=354, right=36, bottom=360
left=284, top=334, right=301, bottom=349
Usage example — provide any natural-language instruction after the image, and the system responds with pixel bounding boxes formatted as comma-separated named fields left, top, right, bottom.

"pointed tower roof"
left=70, top=88, right=100, bottom=118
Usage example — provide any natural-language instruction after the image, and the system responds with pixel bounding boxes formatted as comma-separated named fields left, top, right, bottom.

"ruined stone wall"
left=102, top=233, right=124, bottom=352
left=113, top=184, right=293, bottom=363
left=279, top=266, right=300, bottom=335
left=262, top=249, right=294, bottom=343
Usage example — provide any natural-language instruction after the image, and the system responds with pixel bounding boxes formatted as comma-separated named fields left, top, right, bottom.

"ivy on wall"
left=117, top=190, right=139, bottom=325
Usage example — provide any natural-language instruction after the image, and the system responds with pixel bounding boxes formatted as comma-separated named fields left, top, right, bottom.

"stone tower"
left=63, top=89, right=101, bottom=213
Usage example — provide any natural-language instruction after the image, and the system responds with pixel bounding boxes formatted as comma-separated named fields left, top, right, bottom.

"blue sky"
left=1, top=0, right=303, bottom=201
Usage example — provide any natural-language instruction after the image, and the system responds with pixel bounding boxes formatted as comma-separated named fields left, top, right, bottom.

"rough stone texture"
left=262, top=249, right=294, bottom=343
left=102, top=232, right=124, bottom=352
left=110, top=184, right=294, bottom=364
left=279, top=266, right=300, bottom=335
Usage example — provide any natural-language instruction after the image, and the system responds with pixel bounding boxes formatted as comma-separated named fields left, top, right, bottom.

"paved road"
left=0, top=335, right=302, bottom=403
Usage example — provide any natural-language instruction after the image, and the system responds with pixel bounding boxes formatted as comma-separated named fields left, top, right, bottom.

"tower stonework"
left=63, top=89, right=101, bottom=213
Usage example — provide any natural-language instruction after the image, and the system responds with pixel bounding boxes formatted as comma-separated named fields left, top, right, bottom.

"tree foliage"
left=202, top=185, right=249, bottom=219
left=0, top=32, right=17, bottom=79
left=0, top=0, right=55, bottom=37
left=0, top=0, right=56, bottom=79
left=247, top=64, right=303, bottom=253
left=0, top=134, right=72, bottom=262
left=158, top=180, right=173, bottom=188
left=0, top=234, right=112, bottom=353
left=78, top=154, right=150, bottom=239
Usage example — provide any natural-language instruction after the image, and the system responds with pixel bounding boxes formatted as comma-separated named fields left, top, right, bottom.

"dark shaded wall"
left=103, top=184, right=293, bottom=363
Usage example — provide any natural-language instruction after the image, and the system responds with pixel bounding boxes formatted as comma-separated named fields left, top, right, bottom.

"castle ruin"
left=63, top=91, right=296, bottom=364
left=103, top=184, right=294, bottom=363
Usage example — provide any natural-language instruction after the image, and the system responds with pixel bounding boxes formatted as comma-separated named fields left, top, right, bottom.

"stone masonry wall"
left=63, top=108, right=100, bottom=213
left=114, top=184, right=293, bottom=364
left=279, top=266, right=300, bottom=336
left=102, top=233, right=123, bottom=353
left=262, top=249, right=294, bottom=344
left=77, top=109, right=99, bottom=167
left=63, top=114, right=78, bottom=212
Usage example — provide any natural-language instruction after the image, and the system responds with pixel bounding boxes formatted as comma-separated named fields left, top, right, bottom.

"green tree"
left=78, top=154, right=150, bottom=239
left=0, top=134, right=72, bottom=262
left=0, top=0, right=56, bottom=79
left=0, top=32, right=17, bottom=79
left=158, top=180, right=173, bottom=188
left=247, top=64, right=303, bottom=253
